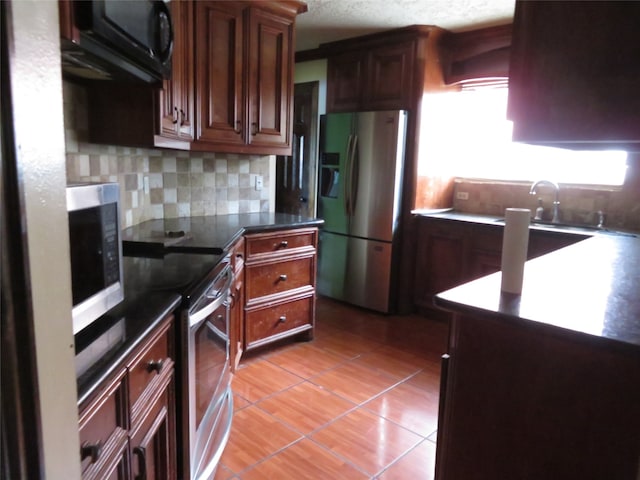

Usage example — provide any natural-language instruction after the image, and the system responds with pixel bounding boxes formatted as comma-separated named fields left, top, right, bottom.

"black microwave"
left=67, top=183, right=124, bottom=334
left=61, top=0, right=173, bottom=83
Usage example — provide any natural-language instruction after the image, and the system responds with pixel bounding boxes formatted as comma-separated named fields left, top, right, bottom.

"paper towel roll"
left=500, top=208, right=531, bottom=294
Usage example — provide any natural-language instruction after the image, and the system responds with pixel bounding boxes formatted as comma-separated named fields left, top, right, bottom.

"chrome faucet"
left=529, top=180, right=560, bottom=223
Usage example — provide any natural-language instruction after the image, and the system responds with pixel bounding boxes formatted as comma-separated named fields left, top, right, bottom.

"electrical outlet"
left=255, top=175, right=263, bottom=191
left=456, top=191, right=469, bottom=200
left=143, top=176, right=150, bottom=194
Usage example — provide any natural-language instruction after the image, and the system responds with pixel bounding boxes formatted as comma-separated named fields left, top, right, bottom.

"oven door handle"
left=188, top=268, right=233, bottom=328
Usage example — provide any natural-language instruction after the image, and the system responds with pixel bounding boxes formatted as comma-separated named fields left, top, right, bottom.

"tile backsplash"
left=63, top=82, right=273, bottom=228
left=452, top=168, right=640, bottom=232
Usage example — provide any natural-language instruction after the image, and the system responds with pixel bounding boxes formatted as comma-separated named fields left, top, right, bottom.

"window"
left=419, top=88, right=627, bottom=186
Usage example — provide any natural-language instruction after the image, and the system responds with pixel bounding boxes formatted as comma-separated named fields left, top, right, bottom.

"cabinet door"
left=326, top=50, right=365, bottom=113
left=413, top=220, right=467, bottom=309
left=246, top=7, right=293, bottom=150
left=195, top=2, right=245, bottom=146
left=365, top=41, right=415, bottom=110
left=173, top=0, right=194, bottom=140
left=79, top=371, right=129, bottom=480
left=508, top=1, right=640, bottom=149
left=160, top=0, right=194, bottom=140
left=130, top=389, right=175, bottom=480
left=467, top=225, right=502, bottom=280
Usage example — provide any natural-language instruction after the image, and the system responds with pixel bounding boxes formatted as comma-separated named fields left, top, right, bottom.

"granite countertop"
left=75, top=290, right=181, bottom=406
left=77, top=213, right=322, bottom=404
left=75, top=252, right=225, bottom=405
left=122, top=212, right=324, bottom=255
left=435, top=234, right=640, bottom=352
left=413, top=209, right=638, bottom=238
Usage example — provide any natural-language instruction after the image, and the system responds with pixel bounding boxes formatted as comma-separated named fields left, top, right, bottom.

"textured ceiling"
left=295, top=0, right=515, bottom=51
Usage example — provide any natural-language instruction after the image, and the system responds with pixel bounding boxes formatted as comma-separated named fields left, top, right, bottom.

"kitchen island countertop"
left=435, top=233, right=640, bottom=351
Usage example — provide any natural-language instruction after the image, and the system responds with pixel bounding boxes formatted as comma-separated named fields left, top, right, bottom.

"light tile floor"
left=216, top=297, right=449, bottom=479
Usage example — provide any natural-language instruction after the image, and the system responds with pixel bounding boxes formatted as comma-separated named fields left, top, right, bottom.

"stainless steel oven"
left=181, top=261, right=234, bottom=480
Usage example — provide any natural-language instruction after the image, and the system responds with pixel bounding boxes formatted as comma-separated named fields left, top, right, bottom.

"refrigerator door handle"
left=344, top=134, right=353, bottom=216
left=349, top=134, right=360, bottom=216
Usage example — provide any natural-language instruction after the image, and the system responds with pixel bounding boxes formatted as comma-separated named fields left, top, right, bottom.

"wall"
left=294, top=59, right=328, bottom=115
left=63, top=82, right=274, bottom=229
left=450, top=153, right=640, bottom=231
left=6, top=1, right=82, bottom=478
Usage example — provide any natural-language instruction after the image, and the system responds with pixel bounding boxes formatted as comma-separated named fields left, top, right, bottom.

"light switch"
left=255, top=175, right=263, bottom=191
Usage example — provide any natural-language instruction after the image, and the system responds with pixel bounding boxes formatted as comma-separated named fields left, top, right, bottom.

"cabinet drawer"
left=245, top=256, right=314, bottom=301
left=78, top=371, right=127, bottom=475
left=128, top=323, right=172, bottom=412
left=245, top=229, right=316, bottom=258
left=245, top=295, right=313, bottom=348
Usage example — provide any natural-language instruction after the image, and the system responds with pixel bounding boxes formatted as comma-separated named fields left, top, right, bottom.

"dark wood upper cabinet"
left=507, top=0, right=640, bottom=150
left=326, top=50, right=365, bottom=112
left=327, top=39, right=415, bottom=112
left=86, top=0, right=194, bottom=150
left=191, top=1, right=302, bottom=155
left=159, top=0, right=194, bottom=144
left=246, top=7, right=293, bottom=150
left=80, top=0, right=305, bottom=155
left=441, top=24, right=512, bottom=85
left=193, top=1, right=245, bottom=148
left=365, top=41, right=415, bottom=110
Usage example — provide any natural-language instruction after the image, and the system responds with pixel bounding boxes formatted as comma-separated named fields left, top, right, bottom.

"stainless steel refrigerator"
left=317, top=110, right=407, bottom=313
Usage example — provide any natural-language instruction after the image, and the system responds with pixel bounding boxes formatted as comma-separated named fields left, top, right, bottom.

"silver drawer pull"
left=278, top=274, right=287, bottom=282
left=279, top=240, right=288, bottom=248
left=278, top=316, right=286, bottom=323
left=147, top=359, right=164, bottom=374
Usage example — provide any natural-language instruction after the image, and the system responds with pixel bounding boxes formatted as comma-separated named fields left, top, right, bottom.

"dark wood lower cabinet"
left=78, top=315, right=176, bottom=480
left=413, top=216, right=587, bottom=313
left=436, top=313, right=640, bottom=480
left=130, top=391, right=172, bottom=480
left=243, top=228, right=318, bottom=351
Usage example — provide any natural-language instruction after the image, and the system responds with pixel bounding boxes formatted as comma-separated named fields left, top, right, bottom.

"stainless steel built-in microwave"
left=67, top=183, right=124, bottom=334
